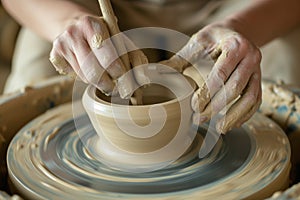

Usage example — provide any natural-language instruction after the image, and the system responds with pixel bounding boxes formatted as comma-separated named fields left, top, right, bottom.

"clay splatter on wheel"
left=7, top=101, right=290, bottom=200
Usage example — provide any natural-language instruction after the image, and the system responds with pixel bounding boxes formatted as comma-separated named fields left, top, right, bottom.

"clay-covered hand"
left=49, top=15, right=148, bottom=98
left=161, top=24, right=262, bottom=134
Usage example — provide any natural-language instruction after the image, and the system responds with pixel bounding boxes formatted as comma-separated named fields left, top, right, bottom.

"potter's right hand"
left=49, top=15, right=136, bottom=97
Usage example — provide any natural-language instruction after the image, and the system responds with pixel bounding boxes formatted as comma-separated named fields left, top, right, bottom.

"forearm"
left=1, top=0, right=98, bottom=41
left=220, top=0, right=300, bottom=47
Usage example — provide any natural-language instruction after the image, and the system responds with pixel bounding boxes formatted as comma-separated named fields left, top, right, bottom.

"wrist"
left=211, top=17, right=259, bottom=46
left=215, top=18, right=246, bottom=36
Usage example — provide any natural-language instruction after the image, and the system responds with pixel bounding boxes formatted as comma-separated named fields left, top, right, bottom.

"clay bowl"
left=82, top=73, right=196, bottom=170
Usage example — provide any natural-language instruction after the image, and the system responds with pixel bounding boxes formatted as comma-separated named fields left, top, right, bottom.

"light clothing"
left=4, top=0, right=300, bottom=93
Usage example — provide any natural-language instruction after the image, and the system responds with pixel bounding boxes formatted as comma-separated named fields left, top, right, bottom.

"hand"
left=161, top=24, right=262, bottom=133
left=49, top=15, right=148, bottom=98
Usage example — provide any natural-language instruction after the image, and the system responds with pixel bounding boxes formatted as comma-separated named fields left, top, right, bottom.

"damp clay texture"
left=6, top=102, right=291, bottom=200
left=82, top=73, right=196, bottom=172
left=1, top=75, right=300, bottom=200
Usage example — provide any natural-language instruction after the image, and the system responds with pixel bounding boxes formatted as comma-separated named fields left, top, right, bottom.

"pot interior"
left=96, top=83, right=177, bottom=105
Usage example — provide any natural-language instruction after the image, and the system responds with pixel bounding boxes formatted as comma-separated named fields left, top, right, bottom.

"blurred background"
left=0, top=2, right=19, bottom=93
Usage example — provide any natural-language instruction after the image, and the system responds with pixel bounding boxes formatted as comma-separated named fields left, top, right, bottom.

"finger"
left=94, top=70, right=116, bottom=96
left=63, top=23, right=116, bottom=95
left=81, top=54, right=116, bottom=95
left=183, top=66, right=206, bottom=89
left=195, top=38, right=249, bottom=113
left=129, top=50, right=149, bottom=84
left=177, top=33, right=209, bottom=64
left=49, top=53, right=73, bottom=76
left=206, top=38, right=246, bottom=98
left=108, top=34, right=140, bottom=99
left=123, top=36, right=150, bottom=85
left=90, top=33, right=126, bottom=79
left=79, top=50, right=116, bottom=96
left=216, top=72, right=262, bottom=134
left=50, top=38, right=82, bottom=80
left=120, top=33, right=146, bottom=104
left=158, top=32, right=212, bottom=74
left=158, top=55, right=188, bottom=73
left=191, top=83, right=210, bottom=112
left=235, top=97, right=261, bottom=128
left=234, top=74, right=262, bottom=127
left=128, top=49, right=148, bottom=104
left=82, top=17, right=127, bottom=80
left=199, top=52, right=257, bottom=118
left=84, top=17, right=139, bottom=98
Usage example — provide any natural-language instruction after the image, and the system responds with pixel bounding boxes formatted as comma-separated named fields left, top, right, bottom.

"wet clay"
left=0, top=76, right=75, bottom=190
left=83, top=74, right=196, bottom=159
left=267, top=182, right=300, bottom=199
left=0, top=75, right=296, bottom=200
left=6, top=101, right=290, bottom=200
left=260, top=81, right=300, bottom=182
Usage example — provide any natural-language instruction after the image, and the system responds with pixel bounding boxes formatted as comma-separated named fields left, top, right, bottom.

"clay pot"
left=82, top=72, right=197, bottom=170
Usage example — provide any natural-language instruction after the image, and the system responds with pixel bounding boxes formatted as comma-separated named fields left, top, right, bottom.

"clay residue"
left=91, top=33, right=103, bottom=49
left=6, top=102, right=290, bottom=200
left=267, top=182, right=300, bottom=199
left=260, top=81, right=299, bottom=130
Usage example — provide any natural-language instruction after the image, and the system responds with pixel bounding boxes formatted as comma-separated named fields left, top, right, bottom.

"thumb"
left=158, top=55, right=188, bottom=74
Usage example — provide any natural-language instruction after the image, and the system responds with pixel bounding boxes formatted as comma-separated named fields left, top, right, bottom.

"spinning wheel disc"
left=7, top=102, right=290, bottom=200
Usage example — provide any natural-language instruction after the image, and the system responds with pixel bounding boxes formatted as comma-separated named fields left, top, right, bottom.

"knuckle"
left=63, top=25, right=77, bottom=38
left=51, top=38, right=68, bottom=55
left=79, top=16, right=104, bottom=33
left=231, top=79, right=242, bottom=93
left=252, top=49, right=262, bottom=64
left=223, top=37, right=239, bottom=51
left=215, top=67, right=228, bottom=82
left=245, top=91, right=257, bottom=103
left=195, top=31, right=208, bottom=43
left=237, top=37, right=250, bottom=54
left=52, top=38, right=62, bottom=50
left=80, top=15, right=91, bottom=25
left=231, top=37, right=240, bottom=48
left=82, top=16, right=108, bottom=34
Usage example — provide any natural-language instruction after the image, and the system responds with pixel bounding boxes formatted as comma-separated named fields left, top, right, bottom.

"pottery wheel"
left=7, top=101, right=291, bottom=200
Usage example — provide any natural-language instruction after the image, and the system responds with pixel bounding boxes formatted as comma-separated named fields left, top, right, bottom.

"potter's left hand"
left=160, top=24, right=262, bottom=134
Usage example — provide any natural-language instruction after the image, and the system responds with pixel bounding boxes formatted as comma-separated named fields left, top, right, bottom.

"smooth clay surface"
left=6, top=100, right=291, bottom=200
left=82, top=73, right=197, bottom=172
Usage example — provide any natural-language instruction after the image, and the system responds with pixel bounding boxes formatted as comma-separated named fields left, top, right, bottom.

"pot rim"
left=82, top=76, right=196, bottom=111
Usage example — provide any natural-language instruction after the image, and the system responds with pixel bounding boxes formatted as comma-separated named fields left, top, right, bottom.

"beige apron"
left=4, top=0, right=300, bottom=93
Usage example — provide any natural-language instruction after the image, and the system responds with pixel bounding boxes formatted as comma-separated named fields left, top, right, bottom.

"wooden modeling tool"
left=98, top=0, right=143, bottom=105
